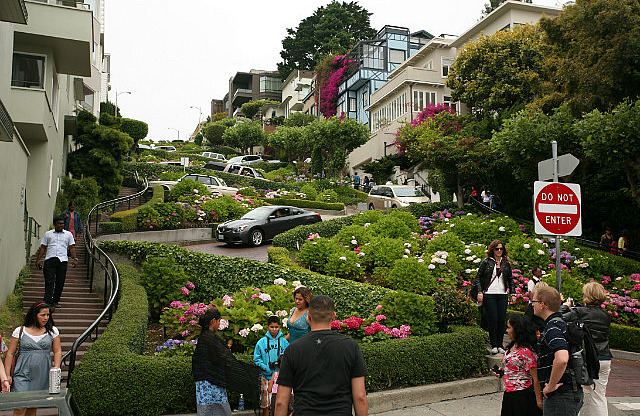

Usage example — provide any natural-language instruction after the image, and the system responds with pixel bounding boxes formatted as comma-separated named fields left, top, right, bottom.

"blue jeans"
left=484, top=293, right=507, bottom=348
left=543, top=388, right=583, bottom=416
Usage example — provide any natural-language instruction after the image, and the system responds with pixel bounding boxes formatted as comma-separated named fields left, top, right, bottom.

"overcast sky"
left=105, top=0, right=562, bottom=142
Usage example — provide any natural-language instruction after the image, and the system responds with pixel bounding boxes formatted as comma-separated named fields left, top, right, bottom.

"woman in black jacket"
left=192, top=308, right=232, bottom=416
left=562, top=282, right=612, bottom=416
left=474, top=239, right=515, bottom=354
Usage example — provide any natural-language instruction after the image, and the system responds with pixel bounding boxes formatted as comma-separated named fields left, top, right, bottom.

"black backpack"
left=549, top=317, right=600, bottom=388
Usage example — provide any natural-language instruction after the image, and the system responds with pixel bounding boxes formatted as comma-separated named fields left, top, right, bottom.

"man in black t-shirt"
left=274, top=295, right=368, bottom=416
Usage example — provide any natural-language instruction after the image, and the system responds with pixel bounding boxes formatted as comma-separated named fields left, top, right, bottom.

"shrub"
left=167, top=179, right=210, bottom=202
left=158, top=171, right=186, bottom=181
left=316, top=189, right=339, bottom=203
left=54, top=176, right=100, bottom=221
left=360, top=238, right=406, bottom=269
left=369, top=216, right=412, bottom=239
left=387, top=257, right=440, bottom=295
left=436, top=214, right=522, bottom=244
left=432, top=288, right=476, bottom=331
left=109, top=185, right=165, bottom=232
left=296, top=237, right=341, bottom=273
left=609, top=323, right=640, bottom=352
left=137, top=203, right=185, bottom=230
left=99, top=221, right=123, bottom=233
left=381, top=291, right=437, bottom=337
left=325, top=250, right=366, bottom=281
left=272, top=215, right=356, bottom=252
left=424, top=231, right=466, bottom=258
left=361, top=326, right=487, bottom=390
left=506, top=235, right=551, bottom=271
left=200, top=195, right=249, bottom=222
left=140, top=257, right=191, bottom=320
left=351, top=210, right=385, bottom=226
left=267, top=247, right=297, bottom=269
left=398, top=202, right=471, bottom=218
left=300, top=184, right=317, bottom=200
left=237, top=187, right=258, bottom=197
left=332, top=225, right=373, bottom=247
left=262, top=198, right=344, bottom=211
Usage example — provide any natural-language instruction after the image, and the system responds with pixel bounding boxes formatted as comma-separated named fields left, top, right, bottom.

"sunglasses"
left=530, top=300, right=542, bottom=304
left=494, top=247, right=504, bottom=251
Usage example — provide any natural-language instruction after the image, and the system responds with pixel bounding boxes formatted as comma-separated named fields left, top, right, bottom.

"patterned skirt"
left=195, top=380, right=232, bottom=416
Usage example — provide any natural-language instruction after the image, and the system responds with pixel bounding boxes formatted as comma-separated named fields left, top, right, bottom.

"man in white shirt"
left=35, top=217, right=77, bottom=308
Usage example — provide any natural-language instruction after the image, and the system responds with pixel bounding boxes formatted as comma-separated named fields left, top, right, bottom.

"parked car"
left=227, top=155, right=263, bottom=165
left=148, top=174, right=238, bottom=196
left=201, top=152, right=227, bottom=161
left=216, top=205, right=322, bottom=246
left=203, top=162, right=268, bottom=180
left=366, top=185, right=430, bottom=210
left=155, top=145, right=177, bottom=152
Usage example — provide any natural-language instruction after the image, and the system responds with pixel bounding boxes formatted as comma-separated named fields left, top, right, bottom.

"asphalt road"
left=183, top=241, right=271, bottom=262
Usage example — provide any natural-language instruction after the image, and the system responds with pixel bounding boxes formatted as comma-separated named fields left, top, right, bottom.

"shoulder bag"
left=10, top=326, right=23, bottom=377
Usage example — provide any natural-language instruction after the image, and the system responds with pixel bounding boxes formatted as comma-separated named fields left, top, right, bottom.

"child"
left=254, top=315, right=289, bottom=416
left=492, top=314, right=543, bottom=416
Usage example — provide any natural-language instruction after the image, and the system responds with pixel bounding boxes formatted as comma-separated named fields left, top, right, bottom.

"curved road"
left=184, top=241, right=271, bottom=262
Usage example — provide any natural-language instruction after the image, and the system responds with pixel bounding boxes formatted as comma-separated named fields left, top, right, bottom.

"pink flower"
left=363, top=326, right=376, bottom=336
left=375, top=305, right=384, bottom=310
left=186, top=281, right=195, bottom=290
left=375, top=315, right=387, bottom=321
left=331, top=320, right=342, bottom=330
left=180, top=287, right=189, bottom=296
left=438, top=278, right=445, bottom=282
left=189, top=320, right=197, bottom=326
left=181, top=330, right=190, bottom=337
left=178, top=316, right=187, bottom=323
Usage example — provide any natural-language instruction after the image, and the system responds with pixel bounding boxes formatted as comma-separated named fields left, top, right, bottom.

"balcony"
left=9, top=87, right=55, bottom=142
left=13, top=0, right=92, bottom=76
left=0, top=0, right=28, bottom=24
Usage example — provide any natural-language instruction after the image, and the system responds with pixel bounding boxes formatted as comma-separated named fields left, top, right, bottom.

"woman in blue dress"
left=5, top=302, right=62, bottom=416
left=286, top=286, right=312, bottom=343
left=192, top=308, right=232, bottom=416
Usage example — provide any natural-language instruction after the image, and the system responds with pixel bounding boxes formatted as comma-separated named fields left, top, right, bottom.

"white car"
left=148, top=174, right=238, bottom=196
left=201, top=152, right=227, bottom=161
left=227, top=155, right=263, bottom=165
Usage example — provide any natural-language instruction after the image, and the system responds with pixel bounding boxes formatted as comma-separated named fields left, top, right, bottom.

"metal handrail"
left=61, top=172, right=148, bottom=382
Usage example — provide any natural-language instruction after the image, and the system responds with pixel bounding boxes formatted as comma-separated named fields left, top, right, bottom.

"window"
left=444, top=96, right=457, bottom=113
left=442, top=58, right=453, bottom=77
left=389, top=49, right=406, bottom=64
left=11, top=53, right=45, bottom=89
left=424, top=60, right=433, bottom=70
left=413, top=91, right=424, bottom=111
left=362, top=91, right=368, bottom=107
left=259, top=76, right=281, bottom=93
left=349, top=97, right=357, bottom=112
left=426, top=92, right=436, bottom=106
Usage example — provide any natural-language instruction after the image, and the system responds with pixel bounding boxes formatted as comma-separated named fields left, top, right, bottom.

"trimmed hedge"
left=609, top=323, right=640, bottom=353
left=100, top=240, right=392, bottom=319
left=397, top=201, right=475, bottom=217
left=70, top=264, right=194, bottom=415
left=108, top=185, right=164, bottom=232
left=272, top=215, right=356, bottom=252
left=362, top=325, right=487, bottom=390
left=98, top=221, right=123, bottom=233
left=263, top=197, right=344, bottom=211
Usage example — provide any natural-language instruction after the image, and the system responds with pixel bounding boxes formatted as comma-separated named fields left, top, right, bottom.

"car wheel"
left=249, top=229, right=264, bottom=247
left=368, top=203, right=375, bottom=210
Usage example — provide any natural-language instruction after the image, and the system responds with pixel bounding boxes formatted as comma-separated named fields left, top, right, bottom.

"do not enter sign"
left=533, top=181, right=582, bottom=236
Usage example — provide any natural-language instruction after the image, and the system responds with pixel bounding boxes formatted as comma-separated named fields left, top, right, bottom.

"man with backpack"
left=532, top=285, right=583, bottom=415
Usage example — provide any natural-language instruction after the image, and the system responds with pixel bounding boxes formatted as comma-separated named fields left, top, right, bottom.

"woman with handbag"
left=473, top=240, right=515, bottom=354
left=4, top=302, right=62, bottom=415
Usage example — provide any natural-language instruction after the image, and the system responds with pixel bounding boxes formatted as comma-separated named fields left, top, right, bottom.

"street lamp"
left=189, top=105, right=202, bottom=124
left=115, top=91, right=131, bottom=116
left=168, top=127, right=180, bottom=141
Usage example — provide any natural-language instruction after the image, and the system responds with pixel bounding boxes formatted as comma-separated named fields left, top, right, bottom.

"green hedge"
left=70, top=264, right=194, bottom=416
left=98, top=221, right=123, bottom=233
left=125, top=162, right=301, bottom=192
left=362, top=325, right=487, bottom=390
left=263, top=197, right=344, bottom=211
left=397, top=201, right=475, bottom=217
left=609, top=323, right=640, bottom=352
left=108, top=186, right=164, bottom=232
left=272, top=215, right=356, bottom=252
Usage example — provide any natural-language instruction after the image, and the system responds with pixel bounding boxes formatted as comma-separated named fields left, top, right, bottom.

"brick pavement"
left=608, top=358, right=640, bottom=397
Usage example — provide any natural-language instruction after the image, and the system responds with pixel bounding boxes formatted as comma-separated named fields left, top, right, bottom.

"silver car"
left=148, top=174, right=238, bottom=196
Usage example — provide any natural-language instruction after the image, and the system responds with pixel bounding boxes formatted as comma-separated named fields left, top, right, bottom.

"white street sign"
left=538, top=153, right=579, bottom=181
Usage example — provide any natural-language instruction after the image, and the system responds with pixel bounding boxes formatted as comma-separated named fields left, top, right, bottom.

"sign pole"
left=552, top=141, right=562, bottom=293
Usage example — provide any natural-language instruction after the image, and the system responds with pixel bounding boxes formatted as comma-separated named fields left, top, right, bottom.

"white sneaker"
left=498, top=347, right=506, bottom=354
left=491, top=347, right=498, bottom=354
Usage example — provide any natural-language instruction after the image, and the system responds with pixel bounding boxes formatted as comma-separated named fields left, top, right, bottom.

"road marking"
left=613, top=403, right=640, bottom=410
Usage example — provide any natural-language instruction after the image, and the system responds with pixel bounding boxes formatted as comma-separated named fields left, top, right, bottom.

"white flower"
left=575, top=247, right=580, bottom=251
left=239, top=328, right=250, bottom=337
left=273, top=278, right=287, bottom=286
left=466, top=256, right=474, bottom=261
left=465, top=269, right=473, bottom=274
left=474, top=258, right=481, bottom=263
left=339, top=256, right=347, bottom=261
left=276, top=310, right=288, bottom=317
left=282, top=318, right=288, bottom=328
left=523, top=244, right=530, bottom=249
left=258, top=293, right=271, bottom=302
left=418, top=258, right=424, bottom=263
left=251, top=323, right=263, bottom=332
left=364, top=223, right=370, bottom=228
left=450, top=223, right=455, bottom=228
left=193, top=189, right=199, bottom=194
left=404, top=243, right=412, bottom=248
left=467, top=213, right=473, bottom=216
left=219, top=319, right=229, bottom=330
left=358, top=252, right=365, bottom=256
left=292, top=281, right=302, bottom=287
left=351, top=239, right=358, bottom=245
left=428, top=264, right=436, bottom=269
left=356, top=263, right=361, bottom=268
left=405, top=249, right=411, bottom=254
left=464, top=249, right=471, bottom=254
left=537, top=250, right=545, bottom=255
left=499, top=226, right=506, bottom=231
left=535, top=238, right=543, bottom=244
left=403, top=255, right=409, bottom=258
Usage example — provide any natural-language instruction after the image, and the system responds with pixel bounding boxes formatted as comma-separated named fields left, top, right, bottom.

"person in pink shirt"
left=492, top=314, right=543, bottom=416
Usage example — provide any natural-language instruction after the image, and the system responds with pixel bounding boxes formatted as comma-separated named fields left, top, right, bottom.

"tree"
left=285, top=112, right=316, bottom=127
left=211, top=112, right=228, bottom=122
left=302, top=115, right=369, bottom=176
left=396, top=109, right=493, bottom=207
left=361, top=154, right=412, bottom=184
left=447, top=25, right=544, bottom=117
left=482, top=0, right=531, bottom=16
left=204, top=123, right=227, bottom=147
left=67, top=110, right=133, bottom=199
left=538, top=0, right=640, bottom=115
left=240, top=99, right=280, bottom=120
left=119, top=118, right=148, bottom=149
left=267, top=126, right=308, bottom=162
left=579, top=100, right=640, bottom=206
left=277, top=1, right=377, bottom=79
left=222, top=120, right=264, bottom=153
left=194, top=133, right=204, bottom=146
left=54, top=177, right=100, bottom=221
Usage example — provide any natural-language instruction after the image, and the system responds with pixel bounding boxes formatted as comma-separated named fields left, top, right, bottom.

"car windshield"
left=228, top=156, right=243, bottom=164
left=254, top=170, right=265, bottom=179
left=241, top=206, right=273, bottom=220
left=393, top=188, right=426, bottom=197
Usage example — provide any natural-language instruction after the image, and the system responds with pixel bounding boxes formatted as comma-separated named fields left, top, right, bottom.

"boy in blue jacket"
left=254, top=315, right=289, bottom=416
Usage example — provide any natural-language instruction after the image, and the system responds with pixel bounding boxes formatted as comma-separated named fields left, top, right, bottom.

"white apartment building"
left=262, top=69, right=314, bottom=125
left=0, top=0, right=94, bottom=302
left=349, top=1, right=562, bottom=184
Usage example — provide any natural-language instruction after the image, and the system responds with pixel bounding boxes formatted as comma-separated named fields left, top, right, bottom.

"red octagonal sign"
left=533, top=181, right=582, bottom=236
